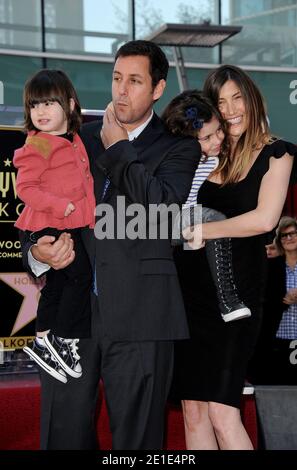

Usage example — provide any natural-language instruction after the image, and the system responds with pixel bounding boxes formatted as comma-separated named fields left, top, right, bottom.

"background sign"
left=0, top=112, right=101, bottom=357
left=0, top=127, right=40, bottom=351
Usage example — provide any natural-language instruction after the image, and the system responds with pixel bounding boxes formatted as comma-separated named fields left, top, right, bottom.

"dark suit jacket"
left=21, top=113, right=200, bottom=341
left=80, top=114, right=200, bottom=341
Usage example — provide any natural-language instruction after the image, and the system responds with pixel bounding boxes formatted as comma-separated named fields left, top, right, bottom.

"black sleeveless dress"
left=173, top=140, right=297, bottom=408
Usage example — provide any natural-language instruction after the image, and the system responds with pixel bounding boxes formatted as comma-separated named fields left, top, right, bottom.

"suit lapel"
left=93, top=113, right=165, bottom=201
left=131, top=113, right=164, bottom=155
left=91, top=122, right=105, bottom=155
left=89, top=123, right=108, bottom=202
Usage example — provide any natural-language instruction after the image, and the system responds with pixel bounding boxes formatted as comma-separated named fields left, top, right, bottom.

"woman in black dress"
left=172, top=65, right=297, bottom=449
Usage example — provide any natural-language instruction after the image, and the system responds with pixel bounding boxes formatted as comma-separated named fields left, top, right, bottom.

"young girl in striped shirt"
left=163, top=90, right=251, bottom=322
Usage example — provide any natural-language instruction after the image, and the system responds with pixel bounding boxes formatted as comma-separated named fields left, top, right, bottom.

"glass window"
left=46, top=58, right=113, bottom=110
left=0, top=0, right=42, bottom=51
left=44, top=0, right=131, bottom=55
left=0, top=55, right=42, bottom=107
left=135, top=0, right=219, bottom=64
left=247, top=69, right=297, bottom=143
left=222, top=0, right=297, bottom=67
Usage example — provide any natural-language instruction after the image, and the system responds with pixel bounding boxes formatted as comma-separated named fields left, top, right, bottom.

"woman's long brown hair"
left=204, top=65, right=273, bottom=184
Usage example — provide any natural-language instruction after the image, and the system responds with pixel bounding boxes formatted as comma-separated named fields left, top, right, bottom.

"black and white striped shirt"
left=184, top=155, right=219, bottom=207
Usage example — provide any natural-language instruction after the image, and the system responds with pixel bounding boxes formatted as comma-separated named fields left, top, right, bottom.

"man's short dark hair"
left=115, top=40, right=169, bottom=88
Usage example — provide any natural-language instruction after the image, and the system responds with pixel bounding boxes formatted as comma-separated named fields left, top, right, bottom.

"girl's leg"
left=53, top=230, right=92, bottom=339
left=202, top=207, right=251, bottom=322
left=181, top=400, right=218, bottom=450
left=41, top=295, right=102, bottom=449
left=31, top=228, right=64, bottom=333
left=24, top=246, right=67, bottom=382
left=36, top=268, right=63, bottom=332
left=208, top=401, right=253, bottom=450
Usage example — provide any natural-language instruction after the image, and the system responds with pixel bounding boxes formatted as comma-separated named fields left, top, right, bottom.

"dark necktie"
left=93, top=177, right=110, bottom=295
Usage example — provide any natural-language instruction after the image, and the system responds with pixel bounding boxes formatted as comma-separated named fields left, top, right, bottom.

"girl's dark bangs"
left=29, top=96, right=60, bottom=106
left=27, top=79, right=61, bottom=106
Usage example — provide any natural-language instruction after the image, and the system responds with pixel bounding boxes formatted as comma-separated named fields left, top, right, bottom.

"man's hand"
left=31, top=232, right=75, bottom=270
left=100, top=106, right=128, bottom=149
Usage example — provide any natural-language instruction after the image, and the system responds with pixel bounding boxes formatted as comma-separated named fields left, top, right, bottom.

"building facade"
left=0, top=0, right=296, bottom=141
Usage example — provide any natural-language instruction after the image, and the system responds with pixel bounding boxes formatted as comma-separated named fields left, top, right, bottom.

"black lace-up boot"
left=205, top=237, right=251, bottom=321
left=202, top=207, right=251, bottom=322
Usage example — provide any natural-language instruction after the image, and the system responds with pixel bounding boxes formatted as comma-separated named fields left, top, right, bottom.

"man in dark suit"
left=21, top=40, right=200, bottom=449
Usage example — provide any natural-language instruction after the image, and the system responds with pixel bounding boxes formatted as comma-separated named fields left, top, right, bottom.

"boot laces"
left=214, top=240, right=241, bottom=300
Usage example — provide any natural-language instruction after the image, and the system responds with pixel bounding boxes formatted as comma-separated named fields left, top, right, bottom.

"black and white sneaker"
left=222, top=304, right=252, bottom=322
left=205, top=238, right=251, bottom=322
left=44, top=333, right=82, bottom=378
left=24, top=340, right=67, bottom=383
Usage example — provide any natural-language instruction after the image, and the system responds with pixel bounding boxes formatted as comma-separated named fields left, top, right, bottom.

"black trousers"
left=40, top=294, right=174, bottom=450
left=30, top=227, right=92, bottom=338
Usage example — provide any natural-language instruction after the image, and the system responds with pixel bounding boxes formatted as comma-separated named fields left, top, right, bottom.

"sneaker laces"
left=57, top=337, right=81, bottom=361
left=69, top=339, right=80, bottom=361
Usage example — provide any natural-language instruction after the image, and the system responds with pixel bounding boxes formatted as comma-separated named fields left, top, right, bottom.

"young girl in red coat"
left=14, top=69, right=96, bottom=383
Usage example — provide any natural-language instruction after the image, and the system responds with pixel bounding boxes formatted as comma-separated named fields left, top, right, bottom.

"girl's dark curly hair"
left=162, top=89, right=230, bottom=164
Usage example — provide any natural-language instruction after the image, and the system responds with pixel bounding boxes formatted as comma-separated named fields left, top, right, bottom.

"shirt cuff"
left=28, top=248, right=51, bottom=276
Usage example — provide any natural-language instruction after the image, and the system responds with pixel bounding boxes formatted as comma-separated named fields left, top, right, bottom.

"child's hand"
left=64, top=202, right=75, bottom=217
left=182, top=225, right=205, bottom=250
